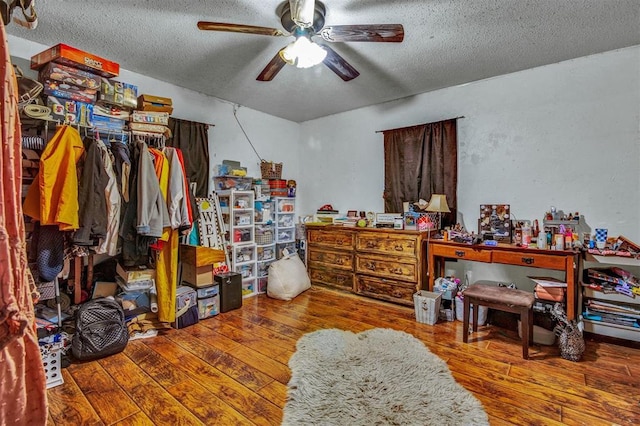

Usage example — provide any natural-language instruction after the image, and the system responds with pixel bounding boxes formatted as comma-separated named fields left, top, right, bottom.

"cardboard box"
left=38, top=61, right=101, bottom=90
left=93, top=103, right=130, bottom=120
left=138, top=94, right=173, bottom=114
left=116, top=263, right=156, bottom=283
left=92, top=115, right=127, bottom=131
left=132, top=110, right=169, bottom=125
left=129, top=122, right=169, bottom=134
left=179, top=244, right=226, bottom=267
left=31, top=43, right=119, bottom=78
left=46, top=96, right=93, bottom=127
left=181, top=263, right=215, bottom=287
left=42, top=79, right=97, bottom=103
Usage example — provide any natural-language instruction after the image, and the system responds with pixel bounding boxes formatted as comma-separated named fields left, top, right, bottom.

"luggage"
left=71, top=298, right=129, bottom=361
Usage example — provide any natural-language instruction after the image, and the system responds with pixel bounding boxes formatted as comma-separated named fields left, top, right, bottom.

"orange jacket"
left=23, top=126, right=84, bottom=230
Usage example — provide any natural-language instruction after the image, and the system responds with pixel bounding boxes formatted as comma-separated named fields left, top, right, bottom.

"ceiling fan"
left=197, top=0, right=404, bottom=82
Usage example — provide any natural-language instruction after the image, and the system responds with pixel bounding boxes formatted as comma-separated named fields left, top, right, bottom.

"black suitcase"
left=215, top=272, right=242, bottom=312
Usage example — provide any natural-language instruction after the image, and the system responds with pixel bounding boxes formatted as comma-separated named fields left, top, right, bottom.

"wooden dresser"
left=306, top=225, right=431, bottom=306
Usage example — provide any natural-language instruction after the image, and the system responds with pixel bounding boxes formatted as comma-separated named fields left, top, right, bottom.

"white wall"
left=7, top=36, right=301, bottom=195
left=299, top=46, right=640, bottom=243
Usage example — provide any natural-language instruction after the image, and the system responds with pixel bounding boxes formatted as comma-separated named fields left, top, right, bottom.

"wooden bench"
left=462, top=283, right=535, bottom=359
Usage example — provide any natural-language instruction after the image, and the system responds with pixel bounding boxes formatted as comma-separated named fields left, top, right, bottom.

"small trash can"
left=413, top=291, right=442, bottom=325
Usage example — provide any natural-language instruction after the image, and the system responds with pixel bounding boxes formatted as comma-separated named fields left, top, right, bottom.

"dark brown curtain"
left=383, top=118, right=457, bottom=226
left=167, top=118, right=210, bottom=197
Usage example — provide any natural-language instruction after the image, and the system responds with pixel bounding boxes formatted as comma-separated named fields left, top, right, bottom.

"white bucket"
left=455, top=295, right=488, bottom=325
left=413, top=291, right=441, bottom=325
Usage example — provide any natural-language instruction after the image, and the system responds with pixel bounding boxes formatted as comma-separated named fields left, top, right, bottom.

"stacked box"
left=47, top=96, right=93, bottom=127
left=138, top=94, right=173, bottom=114
left=38, top=61, right=101, bottom=90
left=42, top=79, right=97, bottom=103
left=132, top=110, right=170, bottom=125
left=189, top=284, right=220, bottom=319
left=31, top=43, right=120, bottom=78
left=173, top=286, right=199, bottom=329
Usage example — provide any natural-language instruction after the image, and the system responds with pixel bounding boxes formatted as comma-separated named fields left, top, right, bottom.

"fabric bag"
left=71, top=298, right=129, bottom=361
left=267, top=249, right=310, bottom=301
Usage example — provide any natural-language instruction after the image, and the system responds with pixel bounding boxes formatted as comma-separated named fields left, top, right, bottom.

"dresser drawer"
left=492, top=251, right=568, bottom=270
left=355, top=275, right=415, bottom=306
left=307, top=229, right=354, bottom=249
left=309, top=266, right=354, bottom=291
left=308, top=249, right=354, bottom=270
left=430, top=244, right=492, bottom=262
left=355, top=254, right=416, bottom=282
left=356, top=232, right=419, bottom=257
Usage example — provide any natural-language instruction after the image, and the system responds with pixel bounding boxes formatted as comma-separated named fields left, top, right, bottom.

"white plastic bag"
left=267, top=250, right=311, bottom=300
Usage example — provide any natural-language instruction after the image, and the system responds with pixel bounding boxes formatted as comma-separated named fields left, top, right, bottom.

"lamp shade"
left=425, top=194, right=450, bottom=213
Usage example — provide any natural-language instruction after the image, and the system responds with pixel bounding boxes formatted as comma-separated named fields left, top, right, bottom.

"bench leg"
left=472, top=301, right=479, bottom=333
left=463, top=296, right=470, bottom=343
left=521, top=307, right=531, bottom=359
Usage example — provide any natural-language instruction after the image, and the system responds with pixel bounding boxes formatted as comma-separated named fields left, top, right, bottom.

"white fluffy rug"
left=282, top=328, right=489, bottom=426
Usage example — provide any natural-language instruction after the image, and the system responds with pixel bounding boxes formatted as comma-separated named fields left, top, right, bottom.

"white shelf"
left=583, top=319, right=640, bottom=342
left=580, top=253, right=640, bottom=342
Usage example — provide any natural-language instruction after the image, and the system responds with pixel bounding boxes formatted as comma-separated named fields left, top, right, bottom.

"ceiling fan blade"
left=320, top=24, right=404, bottom=43
left=322, top=45, right=359, bottom=81
left=289, top=0, right=315, bottom=28
left=257, top=49, right=288, bottom=81
left=197, top=21, right=287, bottom=37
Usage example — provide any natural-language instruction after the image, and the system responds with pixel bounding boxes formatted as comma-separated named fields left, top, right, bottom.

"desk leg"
left=566, top=256, right=576, bottom=320
left=428, top=252, right=435, bottom=291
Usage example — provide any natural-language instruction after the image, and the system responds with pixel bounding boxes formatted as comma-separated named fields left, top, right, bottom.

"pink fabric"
left=0, top=20, right=48, bottom=425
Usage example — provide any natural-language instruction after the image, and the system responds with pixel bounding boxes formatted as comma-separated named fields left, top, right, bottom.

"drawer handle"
left=317, top=236, right=325, bottom=242
left=521, top=257, right=534, bottom=265
left=336, top=240, right=344, bottom=245
left=455, top=250, right=465, bottom=258
left=365, top=262, right=376, bottom=271
left=335, top=258, right=344, bottom=265
left=366, top=241, right=378, bottom=249
left=391, top=290, right=403, bottom=298
left=336, top=276, right=346, bottom=284
left=394, top=245, right=404, bottom=251
left=390, top=267, right=403, bottom=275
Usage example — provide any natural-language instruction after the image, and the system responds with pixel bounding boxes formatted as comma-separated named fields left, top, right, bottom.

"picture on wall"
left=479, top=204, right=511, bottom=242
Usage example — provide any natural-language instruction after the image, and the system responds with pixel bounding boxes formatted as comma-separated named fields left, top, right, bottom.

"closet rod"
left=375, top=116, right=465, bottom=133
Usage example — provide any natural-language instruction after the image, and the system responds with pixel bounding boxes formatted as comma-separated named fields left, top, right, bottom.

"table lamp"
left=425, top=194, right=450, bottom=230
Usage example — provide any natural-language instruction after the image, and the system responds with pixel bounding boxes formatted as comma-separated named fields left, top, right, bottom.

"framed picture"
left=347, top=210, right=358, bottom=218
left=479, top=204, right=511, bottom=242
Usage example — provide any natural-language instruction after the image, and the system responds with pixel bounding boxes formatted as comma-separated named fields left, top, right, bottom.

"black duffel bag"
left=72, top=298, right=129, bottom=361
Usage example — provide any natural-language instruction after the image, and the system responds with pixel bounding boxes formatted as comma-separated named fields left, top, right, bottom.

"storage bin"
left=413, top=291, right=441, bottom=325
left=197, top=294, right=220, bottom=319
left=455, top=295, right=489, bottom=325
left=173, top=286, right=199, bottom=329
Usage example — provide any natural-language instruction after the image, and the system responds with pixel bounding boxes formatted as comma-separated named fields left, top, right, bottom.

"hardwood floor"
left=47, top=286, right=640, bottom=425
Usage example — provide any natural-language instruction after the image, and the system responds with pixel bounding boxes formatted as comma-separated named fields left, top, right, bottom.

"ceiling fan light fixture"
left=279, top=35, right=327, bottom=69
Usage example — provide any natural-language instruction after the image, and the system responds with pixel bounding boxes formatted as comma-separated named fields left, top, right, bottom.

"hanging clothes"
left=110, top=141, right=131, bottom=203
left=147, top=147, right=176, bottom=323
left=23, top=125, right=84, bottom=231
left=73, top=137, right=109, bottom=246
left=0, top=19, right=48, bottom=425
left=95, top=139, right=121, bottom=256
left=164, top=147, right=191, bottom=233
left=120, top=141, right=153, bottom=267
left=136, top=141, right=168, bottom=238
left=174, top=148, right=195, bottom=234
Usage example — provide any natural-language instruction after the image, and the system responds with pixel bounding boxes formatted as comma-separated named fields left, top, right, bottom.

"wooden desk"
left=427, top=240, right=579, bottom=319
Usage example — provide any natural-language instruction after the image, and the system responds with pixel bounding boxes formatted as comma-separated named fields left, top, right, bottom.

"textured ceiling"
left=6, top=0, right=640, bottom=123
